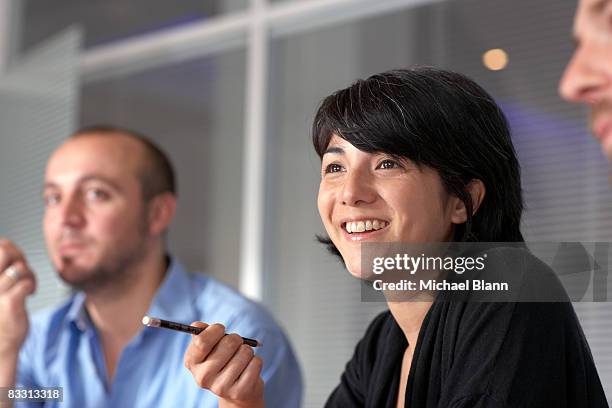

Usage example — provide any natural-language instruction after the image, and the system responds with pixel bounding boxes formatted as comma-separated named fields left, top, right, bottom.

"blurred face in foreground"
left=317, top=135, right=471, bottom=279
left=559, top=0, right=612, bottom=160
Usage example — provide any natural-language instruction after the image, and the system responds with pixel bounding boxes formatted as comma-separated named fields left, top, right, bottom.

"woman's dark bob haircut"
left=313, top=67, right=524, bottom=255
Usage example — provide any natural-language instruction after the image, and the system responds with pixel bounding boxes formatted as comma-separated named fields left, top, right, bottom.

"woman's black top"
left=325, top=248, right=609, bottom=407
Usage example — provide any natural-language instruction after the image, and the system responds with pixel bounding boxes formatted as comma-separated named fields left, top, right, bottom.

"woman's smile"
left=339, top=218, right=390, bottom=241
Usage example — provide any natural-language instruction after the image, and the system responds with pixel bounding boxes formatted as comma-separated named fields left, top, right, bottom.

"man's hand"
left=0, top=239, right=36, bottom=354
left=184, top=322, right=265, bottom=408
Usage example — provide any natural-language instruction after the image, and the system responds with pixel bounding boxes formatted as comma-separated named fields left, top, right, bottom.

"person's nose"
left=340, top=169, right=377, bottom=207
left=559, top=44, right=607, bottom=104
left=58, top=193, right=86, bottom=228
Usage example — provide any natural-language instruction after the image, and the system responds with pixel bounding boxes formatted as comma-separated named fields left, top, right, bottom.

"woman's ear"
left=147, top=192, right=177, bottom=236
left=450, top=179, right=486, bottom=224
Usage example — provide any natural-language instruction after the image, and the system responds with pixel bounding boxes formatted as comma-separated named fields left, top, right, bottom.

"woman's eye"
left=324, top=163, right=344, bottom=174
left=377, top=159, right=400, bottom=170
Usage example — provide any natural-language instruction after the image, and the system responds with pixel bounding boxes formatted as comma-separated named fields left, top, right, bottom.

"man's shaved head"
left=71, top=125, right=176, bottom=201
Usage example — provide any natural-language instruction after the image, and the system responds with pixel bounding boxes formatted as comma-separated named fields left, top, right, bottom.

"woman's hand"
left=184, top=322, right=265, bottom=408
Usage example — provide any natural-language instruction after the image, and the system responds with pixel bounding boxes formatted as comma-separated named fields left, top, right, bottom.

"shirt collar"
left=66, top=291, right=89, bottom=332
left=146, top=257, right=200, bottom=324
left=66, top=256, right=200, bottom=332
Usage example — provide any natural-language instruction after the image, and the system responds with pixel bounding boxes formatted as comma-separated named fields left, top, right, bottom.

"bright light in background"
left=482, top=48, right=508, bottom=71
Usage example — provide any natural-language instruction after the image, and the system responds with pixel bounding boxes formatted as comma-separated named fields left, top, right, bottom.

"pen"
left=142, top=315, right=261, bottom=347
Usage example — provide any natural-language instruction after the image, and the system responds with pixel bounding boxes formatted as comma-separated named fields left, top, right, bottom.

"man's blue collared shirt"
left=16, top=258, right=302, bottom=407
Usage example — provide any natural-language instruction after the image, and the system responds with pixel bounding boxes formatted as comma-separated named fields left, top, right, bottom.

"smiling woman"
left=182, top=66, right=609, bottom=407
left=312, top=67, right=608, bottom=407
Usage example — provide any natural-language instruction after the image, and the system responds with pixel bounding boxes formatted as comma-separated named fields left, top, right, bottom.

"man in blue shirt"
left=0, top=125, right=302, bottom=407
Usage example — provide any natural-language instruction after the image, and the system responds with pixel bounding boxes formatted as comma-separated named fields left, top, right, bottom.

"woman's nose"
left=340, top=170, right=377, bottom=206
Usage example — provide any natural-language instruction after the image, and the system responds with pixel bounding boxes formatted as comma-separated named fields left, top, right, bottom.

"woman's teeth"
left=344, top=220, right=388, bottom=233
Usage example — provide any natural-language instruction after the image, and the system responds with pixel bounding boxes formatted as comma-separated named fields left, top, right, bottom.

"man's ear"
left=147, top=192, right=177, bottom=236
left=451, top=179, right=486, bottom=224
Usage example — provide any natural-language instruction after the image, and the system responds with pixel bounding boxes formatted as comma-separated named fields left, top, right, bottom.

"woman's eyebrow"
left=323, top=146, right=344, bottom=155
